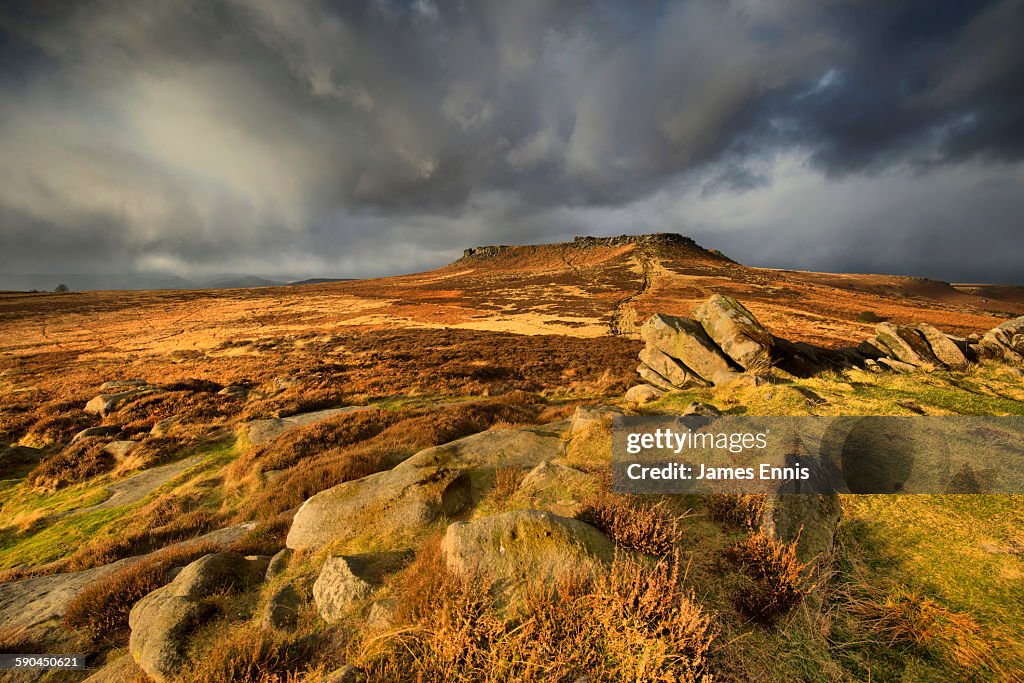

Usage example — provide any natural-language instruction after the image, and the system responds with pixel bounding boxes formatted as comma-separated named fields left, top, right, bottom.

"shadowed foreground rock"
left=129, top=552, right=269, bottom=682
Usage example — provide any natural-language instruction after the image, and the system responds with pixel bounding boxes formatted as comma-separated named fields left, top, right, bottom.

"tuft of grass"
left=706, top=494, right=765, bottom=530
left=26, top=437, right=115, bottom=491
left=491, top=466, right=526, bottom=499
left=847, top=585, right=999, bottom=674
left=181, top=622, right=336, bottom=683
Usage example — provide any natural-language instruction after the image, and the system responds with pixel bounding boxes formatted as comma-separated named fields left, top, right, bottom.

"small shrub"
left=578, top=490, right=682, bottom=557
left=27, top=436, right=114, bottom=490
left=725, top=531, right=813, bottom=623
left=706, top=494, right=765, bottom=529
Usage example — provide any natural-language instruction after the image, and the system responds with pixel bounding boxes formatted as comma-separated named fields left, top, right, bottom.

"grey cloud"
left=0, top=0, right=1021, bottom=284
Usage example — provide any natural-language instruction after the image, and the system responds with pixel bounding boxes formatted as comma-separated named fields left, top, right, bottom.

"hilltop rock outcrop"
left=633, top=293, right=1006, bottom=392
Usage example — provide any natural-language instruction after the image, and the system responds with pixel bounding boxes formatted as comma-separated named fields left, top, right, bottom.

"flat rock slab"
left=0, top=523, right=256, bottom=640
left=0, top=558, right=143, bottom=641
left=287, top=421, right=570, bottom=552
left=242, top=406, right=376, bottom=445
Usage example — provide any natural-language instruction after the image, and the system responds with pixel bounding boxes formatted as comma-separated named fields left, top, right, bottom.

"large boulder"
left=693, top=294, right=774, bottom=371
left=980, top=316, right=1024, bottom=365
left=313, top=552, right=410, bottom=623
left=873, top=323, right=940, bottom=368
left=640, top=314, right=733, bottom=383
left=99, top=379, right=150, bottom=392
left=442, top=510, right=613, bottom=606
left=914, top=323, right=969, bottom=370
left=287, top=422, right=568, bottom=551
left=128, top=553, right=269, bottom=682
left=71, top=425, right=122, bottom=443
left=638, top=346, right=707, bottom=388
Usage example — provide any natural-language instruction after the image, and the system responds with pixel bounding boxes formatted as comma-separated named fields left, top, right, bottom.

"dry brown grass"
left=26, top=436, right=114, bottom=490
left=847, top=585, right=1001, bottom=675
left=62, top=540, right=221, bottom=643
left=491, top=466, right=526, bottom=499
left=235, top=393, right=547, bottom=521
left=724, top=531, right=814, bottom=623
left=180, top=622, right=337, bottom=683
left=359, top=540, right=717, bottom=682
left=705, top=494, right=766, bottom=529
left=227, top=409, right=401, bottom=482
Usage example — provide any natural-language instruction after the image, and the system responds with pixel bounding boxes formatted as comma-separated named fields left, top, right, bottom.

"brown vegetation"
left=725, top=531, right=814, bottom=623
left=705, top=494, right=765, bottom=529
left=358, top=539, right=717, bottom=682
left=234, top=392, right=549, bottom=521
left=62, top=541, right=222, bottom=643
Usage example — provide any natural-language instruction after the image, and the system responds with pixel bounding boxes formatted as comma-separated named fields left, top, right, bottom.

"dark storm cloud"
left=0, top=0, right=1021, bottom=283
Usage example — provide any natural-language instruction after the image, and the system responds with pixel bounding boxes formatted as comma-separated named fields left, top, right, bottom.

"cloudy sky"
left=1, top=0, right=1022, bottom=284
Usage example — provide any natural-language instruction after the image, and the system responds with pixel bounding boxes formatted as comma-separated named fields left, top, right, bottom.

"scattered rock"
left=217, top=384, right=250, bottom=397
left=873, top=323, right=940, bottom=368
left=980, top=316, right=1024, bottom=365
left=693, top=294, right=774, bottom=371
left=875, top=357, right=918, bottom=373
left=863, top=358, right=884, bottom=373
left=0, top=444, right=44, bottom=470
left=365, top=597, right=398, bottom=631
left=265, top=548, right=293, bottom=580
left=759, top=494, right=842, bottom=561
left=261, top=582, right=300, bottom=630
left=313, top=552, right=411, bottom=623
left=515, top=460, right=597, bottom=516
left=150, top=417, right=180, bottom=437
left=624, top=384, right=664, bottom=405
left=914, top=323, right=969, bottom=370
left=103, top=440, right=138, bottom=461
left=71, top=425, right=121, bottom=443
left=84, top=387, right=160, bottom=417
left=568, top=405, right=623, bottom=440
left=442, top=510, right=613, bottom=607
left=638, top=345, right=707, bottom=388
left=640, top=314, right=733, bottom=383
left=636, top=363, right=676, bottom=391
left=98, top=379, right=149, bottom=392
left=242, top=406, right=375, bottom=446
left=129, top=552, right=269, bottom=682
left=681, top=401, right=722, bottom=417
